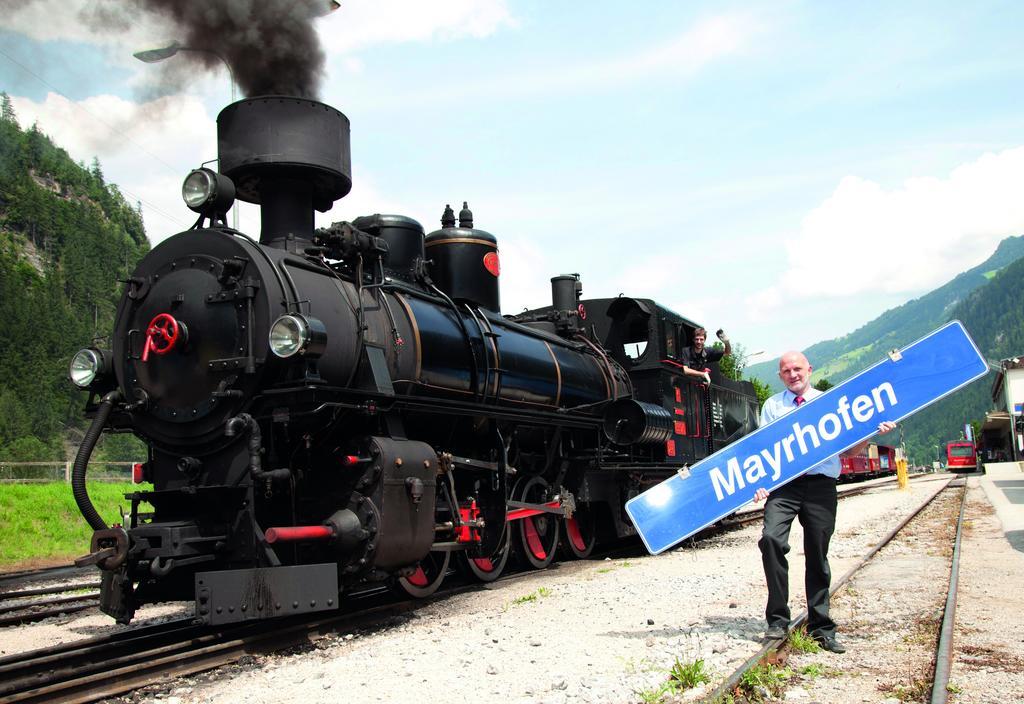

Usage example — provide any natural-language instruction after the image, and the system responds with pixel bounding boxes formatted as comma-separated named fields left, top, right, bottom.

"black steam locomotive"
left=70, top=97, right=758, bottom=625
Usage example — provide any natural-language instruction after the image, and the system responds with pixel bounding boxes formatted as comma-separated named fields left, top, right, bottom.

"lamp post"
left=134, top=42, right=238, bottom=229
left=736, top=349, right=764, bottom=377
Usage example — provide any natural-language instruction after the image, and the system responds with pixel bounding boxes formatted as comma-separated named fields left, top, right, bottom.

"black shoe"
left=764, top=625, right=787, bottom=640
left=814, top=635, right=846, bottom=654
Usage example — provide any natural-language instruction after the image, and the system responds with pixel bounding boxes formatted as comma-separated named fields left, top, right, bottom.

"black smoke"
left=0, top=0, right=331, bottom=98
left=131, top=0, right=327, bottom=99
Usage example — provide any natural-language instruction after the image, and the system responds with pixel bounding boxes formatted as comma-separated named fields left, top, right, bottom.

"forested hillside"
left=0, top=93, right=149, bottom=461
left=899, top=256, right=1024, bottom=464
left=747, top=235, right=1024, bottom=390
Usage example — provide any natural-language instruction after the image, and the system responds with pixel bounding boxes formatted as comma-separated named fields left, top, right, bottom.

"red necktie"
left=795, top=396, right=805, bottom=406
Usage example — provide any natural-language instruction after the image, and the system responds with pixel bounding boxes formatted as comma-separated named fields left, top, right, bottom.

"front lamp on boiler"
left=69, top=347, right=113, bottom=390
left=269, top=314, right=327, bottom=359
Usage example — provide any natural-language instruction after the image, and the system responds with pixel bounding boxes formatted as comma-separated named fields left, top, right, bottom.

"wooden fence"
left=0, top=461, right=140, bottom=483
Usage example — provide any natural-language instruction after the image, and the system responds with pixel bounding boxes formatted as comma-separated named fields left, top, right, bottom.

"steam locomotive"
left=69, top=97, right=758, bottom=625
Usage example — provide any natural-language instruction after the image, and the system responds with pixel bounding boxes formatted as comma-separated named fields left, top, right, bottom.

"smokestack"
left=217, top=97, right=351, bottom=249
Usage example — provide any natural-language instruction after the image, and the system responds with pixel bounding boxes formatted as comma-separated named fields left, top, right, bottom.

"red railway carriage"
left=839, top=443, right=897, bottom=481
left=946, top=441, right=978, bottom=472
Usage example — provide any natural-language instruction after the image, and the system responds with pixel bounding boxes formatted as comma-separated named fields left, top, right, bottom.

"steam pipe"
left=225, top=414, right=292, bottom=482
left=225, top=413, right=262, bottom=475
left=73, top=390, right=123, bottom=531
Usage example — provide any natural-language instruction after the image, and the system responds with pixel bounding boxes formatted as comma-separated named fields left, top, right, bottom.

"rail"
left=702, top=475, right=960, bottom=703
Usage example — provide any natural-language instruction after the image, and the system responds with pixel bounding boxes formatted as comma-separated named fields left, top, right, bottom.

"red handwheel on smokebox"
left=142, top=313, right=185, bottom=361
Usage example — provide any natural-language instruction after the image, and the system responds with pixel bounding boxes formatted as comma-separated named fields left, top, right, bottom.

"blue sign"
left=625, top=321, right=988, bottom=555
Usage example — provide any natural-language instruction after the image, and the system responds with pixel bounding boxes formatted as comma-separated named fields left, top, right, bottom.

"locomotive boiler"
left=70, top=96, right=758, bottom=625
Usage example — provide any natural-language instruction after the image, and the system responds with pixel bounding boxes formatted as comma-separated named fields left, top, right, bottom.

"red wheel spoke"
left=567, top=517, right=586, bottom=552
left=524, top=517, right=547, bottom=560
left=407, top=567, right=428, bottom=587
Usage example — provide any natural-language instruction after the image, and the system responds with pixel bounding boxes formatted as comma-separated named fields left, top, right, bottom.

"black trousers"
left=758, top=474, right=838, bottom=638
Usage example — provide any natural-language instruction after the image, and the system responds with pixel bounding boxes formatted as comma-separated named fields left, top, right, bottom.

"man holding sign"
left=754, top=351, right=896, bottom=653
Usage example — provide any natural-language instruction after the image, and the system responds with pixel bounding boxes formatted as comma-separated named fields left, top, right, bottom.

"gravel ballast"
left=6, top=473, right=1022, bottom=704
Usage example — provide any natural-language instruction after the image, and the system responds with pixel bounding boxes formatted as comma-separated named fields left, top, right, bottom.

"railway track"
left=0, top=557, right=570, bottom=704
left=0, top=472, right=940, bottom=703
left=713, top=470, right=935, bottom=530
left=701, top=475, right=966, bottom=703
left=0, top=566, right=100, bottom=628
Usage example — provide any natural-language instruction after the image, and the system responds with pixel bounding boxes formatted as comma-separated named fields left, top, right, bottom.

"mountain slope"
left=745, top=235, right=1024, bottom=465
left=747, top=235, right=1024, bottom=390
left=0, top=95, right=150, bottom=460
left=899, top=255, right=1024, bottom=463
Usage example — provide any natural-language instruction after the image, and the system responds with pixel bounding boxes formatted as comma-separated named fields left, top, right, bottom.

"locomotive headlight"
left=182, top=168, right=236, bottom=215
left=69, top=348, right=111, bottom=388
left=269, top=315, right=327, bottom=358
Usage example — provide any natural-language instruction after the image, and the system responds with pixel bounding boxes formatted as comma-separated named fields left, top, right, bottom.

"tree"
left=90, top=156, right=104, bottom=185
left=751, top=377, right=773, bottom=409
left=0, top=117, right=149, bottom=461
left=813, top=378, right=834, bottom=392
left=717, top=341, right=742, bottom=381
left=0, top=92, right=16, bottom=125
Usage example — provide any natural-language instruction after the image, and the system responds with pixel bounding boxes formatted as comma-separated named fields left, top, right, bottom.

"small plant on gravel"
left=787, top=628, right=821, bottom=654
left=799, top=663, right=841, bottom=679
left=946, top=682, right=963, bottom=694
left=634, top=683, right=671, bottom=704
left=620, top=656, right=659, bottom=675
left=902, top=612, right=941, bottom=645
left=798, top=663, right=824, bottom=678
left=738, top=663, right=791, bottom=701
left=667, top=657, right=711, bottom=689
left=511, top=587, right=551, bottom=605
left=880, top=676, right=931, bottom=702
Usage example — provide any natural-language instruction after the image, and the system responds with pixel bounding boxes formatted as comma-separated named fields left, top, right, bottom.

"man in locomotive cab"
left=680, top=327, right=732, bottom=385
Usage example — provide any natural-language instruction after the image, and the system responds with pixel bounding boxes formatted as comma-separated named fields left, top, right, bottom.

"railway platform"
left=979, top=460, right=1024, bottom=553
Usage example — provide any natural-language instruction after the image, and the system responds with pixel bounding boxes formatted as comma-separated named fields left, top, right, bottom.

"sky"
left=2, top=0, right=1024, bottom=362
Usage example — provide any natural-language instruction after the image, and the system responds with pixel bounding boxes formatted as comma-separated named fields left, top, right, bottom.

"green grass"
left=812, top=343, right=875, bottom=381
left=668, top=657, right=711, bottom=688
left=883, top=677, right=931, bottom=702
left=619, top=656, right=658, bottom=675
left=738, top=663, right=792, bottom=702
left=633, top=656, right=713, bottom=702
left=787, top=628, right=822, bottom=654
left=511, top=587, right=551, bottom=605
left=596, top=559, right=636, bottom=574
left=634, top=684, right=670, bottom=704
left=0, top=482, right=146, bottom=568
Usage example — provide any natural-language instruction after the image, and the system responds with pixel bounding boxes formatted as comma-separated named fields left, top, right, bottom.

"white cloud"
left=320, top=0, right=517, bottom=54
left=0, top=0, right=514, bottom=68
left=0, top=2, right=167, bottom=55
left=449, top=11, right=759, bottom=101
left=494, top=234, right=553, bottom=314
left=747, top=146, right=1024, bottom=315
left=11, top=91, right=215, bottom=241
